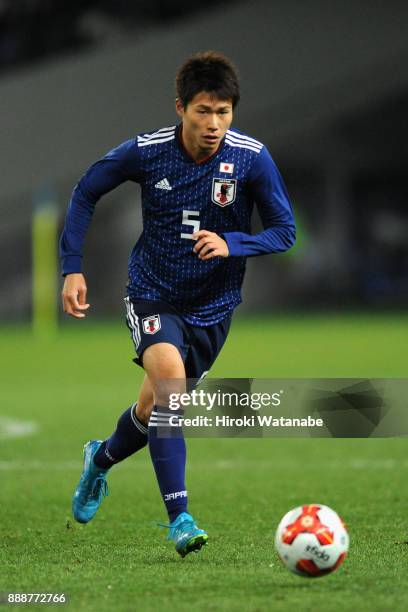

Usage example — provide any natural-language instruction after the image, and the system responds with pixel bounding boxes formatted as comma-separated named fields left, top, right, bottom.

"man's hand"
left=61, top=273, right=90, bottom=319
left=192, top=230, right=229, bottom=260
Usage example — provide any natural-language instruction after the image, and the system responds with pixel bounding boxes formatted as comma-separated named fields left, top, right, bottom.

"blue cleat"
left=72, top=440, right=109, bottom=524
left=161, top=512, right=208, bottom=557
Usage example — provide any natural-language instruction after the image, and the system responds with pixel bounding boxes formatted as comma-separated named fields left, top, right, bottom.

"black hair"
left=175, top=50, right=240, bottom=108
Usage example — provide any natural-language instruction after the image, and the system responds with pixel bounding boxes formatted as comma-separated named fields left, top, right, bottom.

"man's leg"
left=93, top=375, right=153, bottom=469
left=136, top=375, right=155, bottom=424
left=143, top=342, right=208, bottom=556
left=143, top=342, right=187, bottom=520
left=72, top=376, right=154, bottom=523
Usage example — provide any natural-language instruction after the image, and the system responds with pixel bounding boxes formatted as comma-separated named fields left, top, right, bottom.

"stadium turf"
left=1, top=314, right=408, bottom=611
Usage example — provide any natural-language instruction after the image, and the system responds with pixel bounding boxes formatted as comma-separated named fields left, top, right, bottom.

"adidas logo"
left=155, top=178, right=172, bottom=191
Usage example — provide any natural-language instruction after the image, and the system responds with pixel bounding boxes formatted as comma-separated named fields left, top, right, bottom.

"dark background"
left=1, top=0, right=407, bottom=320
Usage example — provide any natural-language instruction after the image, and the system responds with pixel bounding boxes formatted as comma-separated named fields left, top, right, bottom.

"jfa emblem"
left=142, top=315, right=161, bottom=334
left=211, top=178, right=237, bottom=207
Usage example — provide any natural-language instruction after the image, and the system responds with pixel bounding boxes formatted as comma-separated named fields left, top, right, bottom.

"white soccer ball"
left=275, top=504, right=349, bottom=577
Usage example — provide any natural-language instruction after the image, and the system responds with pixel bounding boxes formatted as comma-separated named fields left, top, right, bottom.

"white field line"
left=212, top=458, right=408, bottom=470
left=0, top=416, right=39, bottom=440
left=0, top=459, right=407, bottom=471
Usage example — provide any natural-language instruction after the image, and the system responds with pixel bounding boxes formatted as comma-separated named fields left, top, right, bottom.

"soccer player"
left=60, top=50, right=296, bottom=557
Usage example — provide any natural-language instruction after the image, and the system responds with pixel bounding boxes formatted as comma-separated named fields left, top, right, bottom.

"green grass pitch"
left=1, top=314, right=408, bottom=611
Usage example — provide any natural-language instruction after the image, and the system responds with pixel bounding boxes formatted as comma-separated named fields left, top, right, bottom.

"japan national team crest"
left=211, top=178, right=237, bottom=207
left=142, top=315, right=161, bottom=334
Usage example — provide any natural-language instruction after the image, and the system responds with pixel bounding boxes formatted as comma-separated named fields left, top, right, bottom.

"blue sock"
left=93, top=404, right=148, bottom=469
left=148, top=405, right=187, bottom=522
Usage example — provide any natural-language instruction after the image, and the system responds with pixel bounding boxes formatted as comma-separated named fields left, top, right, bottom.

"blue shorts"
left=124, top=297, right=231, bottom=384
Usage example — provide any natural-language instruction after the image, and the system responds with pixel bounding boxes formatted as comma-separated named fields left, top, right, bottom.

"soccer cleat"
left=161, top=512, right=208, bottom=558
left=72, top=440, right=110, bottom=524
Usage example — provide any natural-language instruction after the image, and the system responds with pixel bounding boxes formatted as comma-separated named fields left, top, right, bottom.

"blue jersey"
left=60, top=124, right=295, bottom=326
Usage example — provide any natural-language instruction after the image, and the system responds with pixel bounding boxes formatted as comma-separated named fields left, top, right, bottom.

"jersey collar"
left=175, top=123, right=225, bottom=165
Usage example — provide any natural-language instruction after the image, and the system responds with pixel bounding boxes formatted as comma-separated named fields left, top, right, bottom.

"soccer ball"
left=275, top=504, right=349, bottom=577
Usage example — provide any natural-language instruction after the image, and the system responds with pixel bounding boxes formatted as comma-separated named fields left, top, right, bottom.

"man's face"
left=176, top=91, right=233, bottom=158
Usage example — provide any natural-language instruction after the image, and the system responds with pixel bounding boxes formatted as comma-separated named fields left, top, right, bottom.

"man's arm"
left=59, top=139, right=140, bottom=318
left=60, top=139, right=140, bottom=275
left=221, top=146, right=296, bottom=257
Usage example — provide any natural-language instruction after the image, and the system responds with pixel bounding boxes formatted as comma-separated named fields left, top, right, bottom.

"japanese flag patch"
left=219, top=162, right=234, bottom=174
left=142, top=315, right=161, bottom=334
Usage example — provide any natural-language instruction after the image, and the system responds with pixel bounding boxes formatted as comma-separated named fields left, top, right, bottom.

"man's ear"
left=175, top=98, right=184, bottom=118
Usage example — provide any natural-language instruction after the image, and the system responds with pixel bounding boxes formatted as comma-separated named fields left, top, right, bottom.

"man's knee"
left=142, top=343, right=186, bottom=406
left=136, top=401, right=153, bottom=425
left=142, top=342, right=185, bottom=377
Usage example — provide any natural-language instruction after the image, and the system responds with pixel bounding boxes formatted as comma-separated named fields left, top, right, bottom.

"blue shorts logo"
left=142, top=314, right=161, bottom=334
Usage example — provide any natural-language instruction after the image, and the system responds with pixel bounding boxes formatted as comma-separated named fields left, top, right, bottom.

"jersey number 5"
left=181, top=210, right=200, bottom=240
